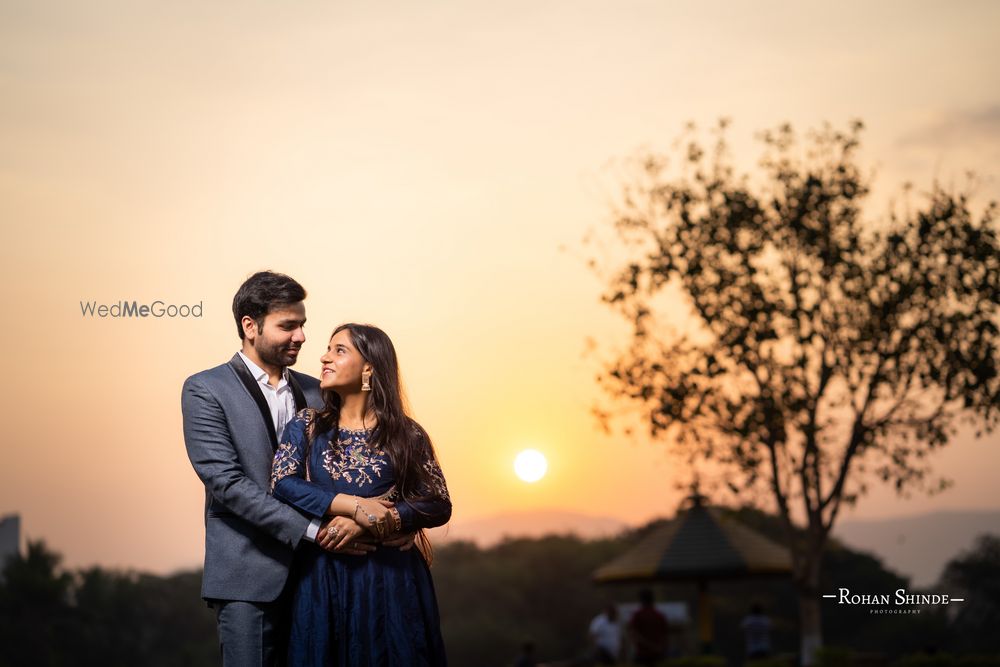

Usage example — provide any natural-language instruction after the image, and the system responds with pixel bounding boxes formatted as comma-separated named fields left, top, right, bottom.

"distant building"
left=0, top=514, right=20, bottom=567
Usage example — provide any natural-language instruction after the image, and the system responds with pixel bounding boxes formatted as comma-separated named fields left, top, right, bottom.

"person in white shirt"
left=588, top=603, right=623, bottom=665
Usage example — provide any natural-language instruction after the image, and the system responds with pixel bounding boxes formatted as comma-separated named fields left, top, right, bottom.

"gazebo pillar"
left=696, top=578, right=713, bottom=653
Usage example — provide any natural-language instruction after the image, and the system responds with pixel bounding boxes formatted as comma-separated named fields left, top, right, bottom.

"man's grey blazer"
left=182, top=354, right=323, bottom=603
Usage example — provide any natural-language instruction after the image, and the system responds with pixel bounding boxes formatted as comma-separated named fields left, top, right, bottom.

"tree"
left=0, top=540, right=77, bottom=666
left=940, top=533, right=1000, bottom=651
left=591, top=119, right=999, bottom=663
left=0, top=542, right=217, bottom=667
left=433, top=536, right=630, bottom=666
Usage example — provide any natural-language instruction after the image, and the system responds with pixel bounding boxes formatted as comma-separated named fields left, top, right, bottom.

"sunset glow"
left=0, top=1, right=998, bottom=574
left=514, top=449, right=548, bottom=483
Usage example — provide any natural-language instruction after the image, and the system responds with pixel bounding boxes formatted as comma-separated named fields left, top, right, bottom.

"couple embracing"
left=182, top=271, right=450, bottom=666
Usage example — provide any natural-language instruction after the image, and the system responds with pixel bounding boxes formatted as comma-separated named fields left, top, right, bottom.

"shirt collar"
left=238, top=350, right=290, bottom=388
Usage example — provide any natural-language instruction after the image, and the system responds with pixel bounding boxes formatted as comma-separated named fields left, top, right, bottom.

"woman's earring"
left=361, top=370, right=372, bottom=392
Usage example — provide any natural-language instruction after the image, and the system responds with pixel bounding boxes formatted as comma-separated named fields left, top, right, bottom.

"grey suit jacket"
left=182, top=354, right=323, bottom=602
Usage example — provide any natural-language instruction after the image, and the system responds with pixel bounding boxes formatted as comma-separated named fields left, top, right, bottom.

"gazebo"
left=593, top=495, right=793, bottom=652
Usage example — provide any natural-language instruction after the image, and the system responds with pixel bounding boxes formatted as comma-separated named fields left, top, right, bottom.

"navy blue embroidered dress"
left=269, top=409, right=450, bottom=666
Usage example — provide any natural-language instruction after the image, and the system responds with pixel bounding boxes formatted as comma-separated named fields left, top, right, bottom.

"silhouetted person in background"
left=589, top=603, right=622, bottom=665
left=740, top=603, right=772, bottom=660
left=627, top=589, right=668, bottom=666
left=513, top=640, right=537, bottom=667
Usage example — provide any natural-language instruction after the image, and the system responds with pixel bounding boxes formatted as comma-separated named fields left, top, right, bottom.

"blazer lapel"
left=228, top=354, right=279, bottom=451
left=287, top=372, right=308, bottom=412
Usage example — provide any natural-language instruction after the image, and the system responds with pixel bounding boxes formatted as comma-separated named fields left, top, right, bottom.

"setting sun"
left=513, top=449, right=548, bottom=483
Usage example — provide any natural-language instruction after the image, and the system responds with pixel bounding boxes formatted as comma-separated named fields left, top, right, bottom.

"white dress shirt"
left=238, top=351, right=297, bottom=442
left=238, top=351, right=321, bottom=541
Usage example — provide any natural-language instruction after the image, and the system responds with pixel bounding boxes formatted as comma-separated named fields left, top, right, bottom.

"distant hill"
left=429, top=510, right=628, bottom=547
left=834, top=509, right=1000, bottom=587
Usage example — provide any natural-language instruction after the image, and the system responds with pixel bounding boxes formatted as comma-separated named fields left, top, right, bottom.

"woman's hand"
left=352, top=497, right=396, bottom=539
left=317, top=516, right=376, bottom=555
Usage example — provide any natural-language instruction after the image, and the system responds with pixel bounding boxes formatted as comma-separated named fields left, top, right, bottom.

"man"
left=627, top=589, right=669, bottom=666
left=182, top=271, right=377, bottom=665
left=740, top=602, right=773, bottom=660
left=588, top=603, right=623, bottom=665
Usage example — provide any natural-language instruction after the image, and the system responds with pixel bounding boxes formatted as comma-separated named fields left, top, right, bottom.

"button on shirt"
left=238, top=351, right=297, bottom=442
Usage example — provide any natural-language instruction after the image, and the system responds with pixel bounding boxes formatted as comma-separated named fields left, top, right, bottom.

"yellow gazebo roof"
left=593, top=501, right=793, bottom=584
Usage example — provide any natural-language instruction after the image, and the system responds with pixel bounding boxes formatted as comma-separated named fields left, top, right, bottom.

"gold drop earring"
left=361, top=369, right=372, bottom=392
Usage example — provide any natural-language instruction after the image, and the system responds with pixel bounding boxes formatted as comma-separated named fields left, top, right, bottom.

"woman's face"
left=319, top=329, right=370, bottom=391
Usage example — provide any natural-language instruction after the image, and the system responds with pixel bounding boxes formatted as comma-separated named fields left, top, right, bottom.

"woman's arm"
left=269, top=411, right=337, bottom=519
left=394, top=442, right=452, bottom=531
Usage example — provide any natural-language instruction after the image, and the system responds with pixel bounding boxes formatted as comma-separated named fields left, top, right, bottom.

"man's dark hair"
left=232, top=271, right=306, bottom=340
left=639, top=588, right=655, bottom=606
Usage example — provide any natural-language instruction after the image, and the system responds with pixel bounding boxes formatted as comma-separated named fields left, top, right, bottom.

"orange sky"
left=1, top=1, right=999, bottom=574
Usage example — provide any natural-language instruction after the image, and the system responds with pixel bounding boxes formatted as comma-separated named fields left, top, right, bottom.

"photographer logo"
left=823, top=588, right=965, bottom=615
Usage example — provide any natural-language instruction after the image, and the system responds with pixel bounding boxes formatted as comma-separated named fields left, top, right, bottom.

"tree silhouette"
left=0, top=541, right=217, bottom=667
left=591, top=119, right=999, bottom=663
left=0, top=540, right=76, bottom=666
left=940, top=533, right=1000, bottom=651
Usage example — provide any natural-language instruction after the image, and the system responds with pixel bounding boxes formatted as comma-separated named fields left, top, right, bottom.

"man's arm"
left=182, top=376, right=309, bottom=548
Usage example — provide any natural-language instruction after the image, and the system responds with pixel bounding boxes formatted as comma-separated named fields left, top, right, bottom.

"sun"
left=513, top=449, right=548, bottom=483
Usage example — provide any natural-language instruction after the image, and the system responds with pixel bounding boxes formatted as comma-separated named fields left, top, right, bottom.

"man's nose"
left=291, top=327, right=306, bottom=343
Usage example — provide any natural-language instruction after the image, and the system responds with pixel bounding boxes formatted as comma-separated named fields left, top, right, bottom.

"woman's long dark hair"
left=311, top=323, right=444, bottom=560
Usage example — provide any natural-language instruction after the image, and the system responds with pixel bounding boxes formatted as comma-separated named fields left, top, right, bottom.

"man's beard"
left=256, top=337, right=300, bottom=368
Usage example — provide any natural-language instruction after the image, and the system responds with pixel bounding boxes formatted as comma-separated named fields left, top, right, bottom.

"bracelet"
left=354, top=498, right=378, bottom=525
left=388, top=507, right=402, bottom=535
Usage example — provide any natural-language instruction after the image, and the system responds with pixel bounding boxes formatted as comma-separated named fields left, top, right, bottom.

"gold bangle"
left=388, top=507, right=402, bottom=534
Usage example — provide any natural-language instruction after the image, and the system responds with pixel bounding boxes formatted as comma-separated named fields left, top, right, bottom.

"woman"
left=269, top=323, right=451, bottom=666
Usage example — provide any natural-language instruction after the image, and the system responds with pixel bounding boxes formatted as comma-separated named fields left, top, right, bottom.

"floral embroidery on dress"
left=322, top=428, right=389, bottom=487
left=270, top=441, right=300, bottom=492
left=421, top=456, right=450, bottom=501
left=379, top=442, right=450, bottom=501
left=269, top=409, right=316, bottom=492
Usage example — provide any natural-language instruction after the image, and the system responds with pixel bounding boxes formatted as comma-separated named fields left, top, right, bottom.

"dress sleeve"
left=394, top=432, right=452, bottom=531
left=269, top=410, right=336, bottom=520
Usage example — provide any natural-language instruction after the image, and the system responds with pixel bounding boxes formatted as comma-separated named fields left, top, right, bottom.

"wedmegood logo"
left=79, top=300, right=203, bottom=318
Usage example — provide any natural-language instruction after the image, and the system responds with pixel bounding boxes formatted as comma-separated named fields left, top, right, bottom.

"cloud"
left=888, top=106, right=1000, bottom=197
left=895, top=105, right=1000, bottom=150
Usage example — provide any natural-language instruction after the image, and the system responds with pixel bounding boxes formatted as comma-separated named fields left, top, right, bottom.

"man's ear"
left=242, top=315, right=258, bottom=341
